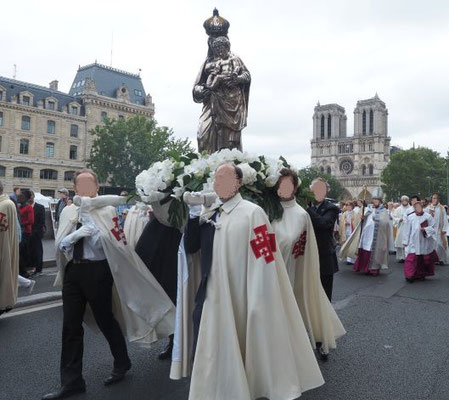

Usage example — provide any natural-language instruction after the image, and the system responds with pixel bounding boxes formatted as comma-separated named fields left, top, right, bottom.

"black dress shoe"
left=158, top=334, right=174, bottom=360
left=41, top=386, right=86, bottom=400
left=104, top=363, right=131, bottom=386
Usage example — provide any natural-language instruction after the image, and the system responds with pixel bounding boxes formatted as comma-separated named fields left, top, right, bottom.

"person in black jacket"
left=306, top=178, right=340, bottom=301
left=29, top=191, right=46, bottom=276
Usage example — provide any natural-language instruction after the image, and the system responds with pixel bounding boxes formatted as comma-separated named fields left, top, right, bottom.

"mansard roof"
left=69, top=62, right=146, bottom=105
left=0, top=76, right=82, bottom=113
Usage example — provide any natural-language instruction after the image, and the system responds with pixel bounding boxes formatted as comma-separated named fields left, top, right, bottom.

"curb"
left=16, top=291, right=62, bottom=309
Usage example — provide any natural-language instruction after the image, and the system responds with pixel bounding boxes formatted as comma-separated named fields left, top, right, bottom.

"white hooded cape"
left=272, top=199, right=346, bottom=353
left=54, top=203, right=175, bottom=346
left=123, top=202, right=151, bottom=249
left=189, top=194, right=324, bottom=400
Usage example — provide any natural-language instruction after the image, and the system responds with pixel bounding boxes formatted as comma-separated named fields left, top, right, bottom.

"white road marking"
left=0, top=301, right=62, bottom=319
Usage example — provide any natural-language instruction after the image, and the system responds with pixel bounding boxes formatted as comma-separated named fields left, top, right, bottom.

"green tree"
left=297, top=167, right=345, bottom=201
left=88, top=116, right=194, bottom=187
left=381, top=147, right=447, bottom=201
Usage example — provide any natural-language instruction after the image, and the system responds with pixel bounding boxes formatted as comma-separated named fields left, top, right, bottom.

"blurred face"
left=74, top=173, right=99, bottom=198
left=372, top=199, right=381, bottom=207
left=432, top=195, right=439, bottom=205
left=401, top=198, right=409, bottom=206
left=414, top=202, right=423, bottom=215
left=67, top=199, right=73, bottom=206
left=346, top=203, right=353, bottom=211
left=310, top=180, right=327, bottom=203
left=277, top=176, right=296, bottom=201
left=14, top=189, right=21, bottom=196
left=214, top=164, right=241, bottom=202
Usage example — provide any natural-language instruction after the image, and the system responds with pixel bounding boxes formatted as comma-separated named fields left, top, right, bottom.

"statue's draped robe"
left=272, top=199, right=346, bottom=354
left=189, top=194, right=324, bottom=400
left=0, top=195, right=19, bottom=313
left=193, top=53, right=250, bottom=153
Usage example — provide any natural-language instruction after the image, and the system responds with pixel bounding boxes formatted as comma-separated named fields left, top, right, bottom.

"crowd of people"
left=338, top=191, right=449, bottom=282
left=1, top=169, right=447, bottom=400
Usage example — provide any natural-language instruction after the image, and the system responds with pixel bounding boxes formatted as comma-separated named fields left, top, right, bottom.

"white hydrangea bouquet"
left=135, top=148, right=296, bottom=229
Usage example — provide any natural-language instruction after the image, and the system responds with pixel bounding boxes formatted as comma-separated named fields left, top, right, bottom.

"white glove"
left=59, top=223, right=98, bottom=252
left=189, top=204, right=202, bottom=218
left=183, top=191, right=205, bottom=205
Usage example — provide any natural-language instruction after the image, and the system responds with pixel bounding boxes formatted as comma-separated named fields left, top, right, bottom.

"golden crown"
left=203, top=8, right=230, bottom=37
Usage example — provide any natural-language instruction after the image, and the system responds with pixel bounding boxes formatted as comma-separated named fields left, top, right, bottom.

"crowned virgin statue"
left=193, top=9, right=251, bottom=153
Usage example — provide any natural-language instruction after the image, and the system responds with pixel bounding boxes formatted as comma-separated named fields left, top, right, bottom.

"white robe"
left=189, top=194, right=324, bottom=400
left=54, top=202, right=176, bottom=346
left=402, top=212, right=436, bottom=255
left=0, top=195, right=19, bottom=312
left=272, top=199, right=346, bottom=353
left=123, top=202, right=151, bottom=249
left=393, top=205, right=413, bottom=259
left=430, top=204, right=448, bottom=263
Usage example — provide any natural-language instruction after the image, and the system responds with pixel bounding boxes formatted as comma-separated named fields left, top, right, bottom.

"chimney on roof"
left=49, top=80, right=59, bottom=91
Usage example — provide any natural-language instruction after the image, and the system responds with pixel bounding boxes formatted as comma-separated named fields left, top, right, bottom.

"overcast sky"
left=2, top=0, right=449, bottom=167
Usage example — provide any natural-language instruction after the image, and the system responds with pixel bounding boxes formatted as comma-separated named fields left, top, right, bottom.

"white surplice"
left=402, top=212, right=436, bottom=255
left=189, top=194, right=324, bottom=400
left=393, top=204, right=413, bottom=260
left=429, top=204, right=449, bottom=263
left=272, top=199, right=346, bottom=354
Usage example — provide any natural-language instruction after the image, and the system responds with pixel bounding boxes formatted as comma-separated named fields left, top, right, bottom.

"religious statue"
left=193, top=9, right=251, bottom=153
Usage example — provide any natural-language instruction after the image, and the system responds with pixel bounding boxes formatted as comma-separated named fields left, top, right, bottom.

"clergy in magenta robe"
left=402, top=204, right=437, bottom=281
left=0, top=193, right=19, bottom=315
left=340, top=188, right=391, bottom=276
left=189, top=192, right=324, bottom=400
left=272, top=198, right=346, bottom=355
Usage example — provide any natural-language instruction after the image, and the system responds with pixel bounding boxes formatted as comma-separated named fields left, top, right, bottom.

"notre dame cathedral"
left=310, top=94, right=392, bottom=200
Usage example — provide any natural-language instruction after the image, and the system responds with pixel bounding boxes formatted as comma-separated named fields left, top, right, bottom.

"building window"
left=369, top=142, right=373, bottom=151
left=361, top=143, right=366, bottom=152
left=327, top=114, right=331, bottom=138
left=0, top=90, right=3, bottom=101
left=0, top=136, right=2, bottom=151
left=0, top=165, right=5, bottom=177
left=64, top=171, right=75, bottom=181
left=319, top=146, right=323, bottom=155
left=69, top=145, right=78, bottom=160
left=45, top=142, right=55, bottom=158
left=362, top=165, right=366, bottom=176
left=101, top=111, right=107, bottom=123
left=362, top=110, right=367, bottom=136
left=19, top=139, right=29, bottom=154
left=22, top=96, right=30, bottom=106
left=134, top=89, right=143, bottom=96
left=71, top=106, right=78, bottom=115
left=40, top=169, right=58, bottom=180
left=320, top=167, right=324, bottom=173
left=0, top=111, right=3, bottom=126
left=14, top=167, right=32, bottom=179
left=320, top=115, right=325, bottom=139
left=21, top=116, right=31, bottom=130
left=118, top=115, right=124, bottom=121
left=70, top=124, right=79, bottom=137
left=41, top=189, right=55, bottom=198
left=369, top=164, right=374, bottom=175
left=47, top=101, right=55, bottom=110
left=369, top=109, right=374, bottom=135
left=326, top=166, right=331, bottom=175
left=47, top=120, right=56, bottom=134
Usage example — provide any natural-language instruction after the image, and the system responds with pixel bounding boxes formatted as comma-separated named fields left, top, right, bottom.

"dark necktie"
left=73, top=222, right=84, bottom=261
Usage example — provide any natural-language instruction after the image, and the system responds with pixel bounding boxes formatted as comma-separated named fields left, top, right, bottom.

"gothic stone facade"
left=310, top=94, right=391, bottom=200
left=0, top=62, right=154, bottom=196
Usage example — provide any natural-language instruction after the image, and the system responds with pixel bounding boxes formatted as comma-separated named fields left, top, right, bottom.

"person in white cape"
left=393, top=195, right=413, bottom=262
left=42, top=169, right=175, bottom=400
left=188, top=163, right=324, bottom=400
left=428, top=193, right=448, bottom=265
left=340, top=187, right=391, bottom=276
left=402, top=201, right=438, bottom=282
left=0, top=180, right=19, bottom=316
left=339, top=200, right=360, bottom=264
left=123, top=201, right=151, bottom=249
left=271, top=168, right=346, bottom=362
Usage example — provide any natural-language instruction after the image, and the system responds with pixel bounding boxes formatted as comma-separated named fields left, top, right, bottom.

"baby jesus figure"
left=205, top=56, right=240, bottom=90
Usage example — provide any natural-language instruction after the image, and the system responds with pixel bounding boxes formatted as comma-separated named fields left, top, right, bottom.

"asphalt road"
left=2, top=255, right=449, bottom=400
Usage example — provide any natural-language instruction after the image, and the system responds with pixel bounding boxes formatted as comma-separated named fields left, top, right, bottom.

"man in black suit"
left=306, top=178, right=339, bottom=302
left=29, top=191, right=46, bottom=276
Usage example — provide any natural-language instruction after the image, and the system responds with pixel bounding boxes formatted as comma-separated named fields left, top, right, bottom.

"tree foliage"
left=297, top=167, right=345, bottom=202
left=381, top=147, right=448, bottom=201
left=88, top=116, right=194, bottom=187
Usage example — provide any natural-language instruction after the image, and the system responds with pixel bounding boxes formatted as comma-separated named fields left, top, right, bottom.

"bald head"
left=214, top=163, right=242, bottom=202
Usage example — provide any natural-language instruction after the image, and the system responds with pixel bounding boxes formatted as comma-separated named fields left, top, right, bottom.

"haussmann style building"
left=0, top=62, right=154, bottom=196
left=310, top=94, right=391, bottom=200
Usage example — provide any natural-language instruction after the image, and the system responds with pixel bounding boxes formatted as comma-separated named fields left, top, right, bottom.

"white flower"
left=172, top=186, right=185, bottom=200
left=265, top=175, right=278, bottom=188
left=238, top=163, right=258, bottom=185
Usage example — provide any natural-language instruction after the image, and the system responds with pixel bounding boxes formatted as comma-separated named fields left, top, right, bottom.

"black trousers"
left=320, top=274, right=334, bottom=302
left=19, top=233, right=31, bottom=277
left=61, top=260, right=130, bottom=388
left=29, top=232, right=43, bottom=272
